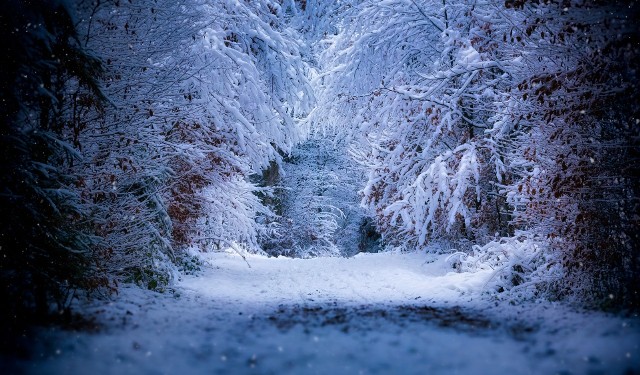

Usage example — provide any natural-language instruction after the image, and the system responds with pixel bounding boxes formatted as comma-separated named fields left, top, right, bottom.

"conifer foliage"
left=0, top=0, right=107, bottom=326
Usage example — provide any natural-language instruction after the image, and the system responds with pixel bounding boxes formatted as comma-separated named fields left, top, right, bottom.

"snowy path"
left=180, top=251, right=489, bottom=307
left=7, top=251, right=640, bottom=374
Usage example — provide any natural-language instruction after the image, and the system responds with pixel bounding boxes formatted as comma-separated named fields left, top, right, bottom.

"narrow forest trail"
left=180, top=250, right=488, bottom=307
left=9, top=251, right=640, bottom=375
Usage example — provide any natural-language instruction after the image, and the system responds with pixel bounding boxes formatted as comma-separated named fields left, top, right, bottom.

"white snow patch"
left=181, top=250, right=490, bottom=307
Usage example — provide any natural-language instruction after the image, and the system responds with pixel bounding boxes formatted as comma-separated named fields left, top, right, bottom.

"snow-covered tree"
left=314, top=0, right=513, bottom=249
left=260, top=137, right=367, bottom=258
left=70, top=0, right=314, bottom=287
left=314, top=0, right=639, bottom=306
left=495, top=0, right=640, bottom=306
left=177, top=0, right=315, bottom=253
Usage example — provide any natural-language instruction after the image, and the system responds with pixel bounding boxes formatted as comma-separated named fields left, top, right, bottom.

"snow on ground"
left=182, top=250, right=489, bottom=307
left=5, top=250, right=640, bottom=375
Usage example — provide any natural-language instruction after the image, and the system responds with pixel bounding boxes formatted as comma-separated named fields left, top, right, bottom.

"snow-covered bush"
left=450, top=234, right=562, bottom=301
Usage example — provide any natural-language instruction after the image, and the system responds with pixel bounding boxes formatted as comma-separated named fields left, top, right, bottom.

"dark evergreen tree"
left=0, top=0, right=106, bottom=335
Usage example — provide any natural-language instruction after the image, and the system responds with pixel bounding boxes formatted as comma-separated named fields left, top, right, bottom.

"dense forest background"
left=0, top=0, right=638, bottom=336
